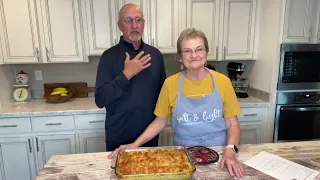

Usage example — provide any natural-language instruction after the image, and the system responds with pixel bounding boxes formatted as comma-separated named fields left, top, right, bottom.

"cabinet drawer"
left=33, top=115, right=75, bottom=132
left=238, top=108, right=265, bottom=122
left=0, top=117, right=32, bottom=134
left=76, top=114, right=105, bottom=129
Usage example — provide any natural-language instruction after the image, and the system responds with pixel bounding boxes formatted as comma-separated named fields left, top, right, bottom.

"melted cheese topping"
left=117, top=149, right=194, bottom=175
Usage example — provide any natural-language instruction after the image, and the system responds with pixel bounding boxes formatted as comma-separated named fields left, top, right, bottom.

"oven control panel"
left=294, top=93, right=320, bottom=104
left=277, top=91, right=320, bottom=105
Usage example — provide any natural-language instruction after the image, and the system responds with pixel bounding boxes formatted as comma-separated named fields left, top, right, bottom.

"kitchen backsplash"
left=0, top=65, right=15, bottom=107
left=11, top=54, right=255, bottom=99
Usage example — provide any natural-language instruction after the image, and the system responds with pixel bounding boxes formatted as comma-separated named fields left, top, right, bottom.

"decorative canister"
left=16, top=70, right=30, bottom=85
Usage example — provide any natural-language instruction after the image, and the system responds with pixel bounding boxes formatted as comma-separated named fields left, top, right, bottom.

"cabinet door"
left=84, top=0, right=117, bottom=55
left=0, top=0, right=41, bottom=63
left=39, top=0, right=84, bottom=62
left=150, top=0, right=179, bottom=53
left=0, top=137, right=36, bottom=180
left=283, top=0, right=313, bottom=43
left=222, top=0, right=257, bottom=60
left=36, top=134, right=76, bottom=169
left=186, top=0, right=220, bottom=60
left=239, top=123, right=262, bottom=144
left=159, top=126, right=174, bottom=146
left=78, top=132, right=105, bottom=153
left=117, top=0, right=150, bottom=44
left=313, top=0, right=320, bottom=43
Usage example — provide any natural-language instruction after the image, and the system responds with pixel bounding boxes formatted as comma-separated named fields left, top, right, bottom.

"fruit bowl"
left=44, top=90, right=73, bottom=103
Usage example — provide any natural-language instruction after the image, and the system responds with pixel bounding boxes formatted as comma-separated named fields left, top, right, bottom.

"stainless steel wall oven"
left=274, top=91, right=320, bottom=142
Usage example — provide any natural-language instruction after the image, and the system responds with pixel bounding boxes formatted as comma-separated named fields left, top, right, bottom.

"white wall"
left=0, top=65, right=14, bottom=106
left=249, top=0, right=285, bottom=94
left=250, top=0, right=286, bottom=143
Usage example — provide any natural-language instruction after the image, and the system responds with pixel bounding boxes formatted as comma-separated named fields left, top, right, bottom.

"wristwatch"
left=226, top=144, right=238, bottom=153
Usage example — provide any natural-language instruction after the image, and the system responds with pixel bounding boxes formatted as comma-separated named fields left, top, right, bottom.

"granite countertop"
left=34, top=141, right=320, bottom=180
left=0, top=96, right=269, bottom=118
left=0, top=98, right=105, bottom=118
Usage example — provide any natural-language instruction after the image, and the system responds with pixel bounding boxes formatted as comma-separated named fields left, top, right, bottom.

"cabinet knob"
left=216, top=46, right=218, bottom=60
left=244, top=114, right=258, bottom=116
left=45, top=122, right=62, bottom=126
left=28, top=138, right=32, bottom=153
left=0, top=125, right=18, bottom=128
left=35, top=48, right=40, bottom=61
left=89, top=120, right=104, bottom=123
left=308, top=29, right=311, bottom=42
left=36, top=137, right=39, bottom=152
left=46, top=47, right=50, bottom=61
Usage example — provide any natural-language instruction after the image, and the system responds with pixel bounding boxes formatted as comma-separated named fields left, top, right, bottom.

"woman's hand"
left=107, top=143, right=138, bottom=159
left=220, top=148, right=244, bottom=178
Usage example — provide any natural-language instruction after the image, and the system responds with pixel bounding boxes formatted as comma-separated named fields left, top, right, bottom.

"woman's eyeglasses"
left=182, top=48, right=206, bottom=57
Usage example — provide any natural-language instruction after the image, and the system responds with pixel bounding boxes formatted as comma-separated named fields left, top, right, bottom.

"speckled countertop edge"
left=0, top=96, right=269, bottom=118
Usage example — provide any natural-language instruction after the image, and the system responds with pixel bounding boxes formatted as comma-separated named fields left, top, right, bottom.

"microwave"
left=277, top=44, right=320, bottom=91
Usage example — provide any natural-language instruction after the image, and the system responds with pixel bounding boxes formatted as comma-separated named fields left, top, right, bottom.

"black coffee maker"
left=227, top=62, right=249, bottom=98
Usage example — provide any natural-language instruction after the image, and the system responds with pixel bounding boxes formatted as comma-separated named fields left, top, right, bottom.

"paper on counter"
left=243, top=151, right=319, bottom=180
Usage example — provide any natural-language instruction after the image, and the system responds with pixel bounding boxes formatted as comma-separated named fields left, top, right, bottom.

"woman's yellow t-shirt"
left=154, top=70, right=241, bottom=120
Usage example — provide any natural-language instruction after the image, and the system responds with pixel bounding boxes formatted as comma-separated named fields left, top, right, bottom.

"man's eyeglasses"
left=121, top=17, right=145, bottom=24
left=182, top=47, right=206, bottom=57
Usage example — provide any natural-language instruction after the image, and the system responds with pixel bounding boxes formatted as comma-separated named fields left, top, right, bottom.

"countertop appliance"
left=274, top=91, right=320, bottom=142
left=227, top=62, right=249, bottom=98
left=205, top=64, right=216, bottom=71
left=277, top=44, right=320, bottom=90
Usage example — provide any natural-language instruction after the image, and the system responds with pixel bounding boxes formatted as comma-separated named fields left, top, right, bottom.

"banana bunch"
left=50, top=87, right=68, bottom=97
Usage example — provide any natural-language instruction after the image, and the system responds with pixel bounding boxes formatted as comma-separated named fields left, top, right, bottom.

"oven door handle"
left=281, top=107, right=320, bottom=111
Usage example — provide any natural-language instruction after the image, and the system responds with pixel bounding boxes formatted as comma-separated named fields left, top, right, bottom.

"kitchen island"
left=35, top=141, right=320, bottom=180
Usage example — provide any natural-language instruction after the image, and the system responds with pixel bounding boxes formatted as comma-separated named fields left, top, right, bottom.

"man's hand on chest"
left=123, top=51, right=151, bottom=80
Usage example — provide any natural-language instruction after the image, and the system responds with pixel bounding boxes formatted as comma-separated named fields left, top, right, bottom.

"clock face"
left=13, top=88, right=29, bottom=102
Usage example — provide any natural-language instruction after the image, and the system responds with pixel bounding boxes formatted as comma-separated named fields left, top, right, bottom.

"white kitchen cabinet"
left=159, top=126, right=174, bottom=146
left=312, top=0, right=320, bottom=43
left=185, top=0, right=221, bottom=60
left=0, top=41, right=3, bottom=64
left=0, top=0, right=41, bottom=63
left=0, top=137, right=36, bottom=180
left=283, top=0, right=313, bottom=43
left=150, top=0, right=179, bottom=53
left=39, top=0, right=85, bottom=62
left=239, top=122, right=262, bottom=144
left=78, top=132, right=105, bottom=153
left=222, top=0, right=257, bottom=60
left=84, top=0, right=118, bottom=55
left=181, top=0, right=258, bottom=60
left=36, top=134, right=76, bottom=169
left=0, top=0, right=86, bottom=64
left=238, top=106, right=268, bottom=144
left=83, top=0, right=151, bottom=55
left=117, top=0, right=150, bottom=44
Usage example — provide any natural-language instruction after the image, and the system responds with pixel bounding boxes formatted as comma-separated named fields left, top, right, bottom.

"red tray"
left=187, top=146, right=219, bottom=165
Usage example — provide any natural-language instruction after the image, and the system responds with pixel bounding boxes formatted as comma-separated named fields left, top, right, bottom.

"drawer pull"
left=89, top=120, right=104, bottom=123
left=36, top=137, right=39, bottom=152
left=28, top=138, right=32, bottom=153
left=0, top=125, right=18, bottom=128
left=243, top=114, right=258, bottom=117
left=45, top=123, right=62, bottom=126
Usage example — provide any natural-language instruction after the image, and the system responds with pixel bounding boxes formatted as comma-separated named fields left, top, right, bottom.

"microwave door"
left=277, top=44, right=320, bottom=90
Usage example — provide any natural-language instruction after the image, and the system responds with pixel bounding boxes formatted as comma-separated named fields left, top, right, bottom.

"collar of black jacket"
left=119, top=36, right=145, bottom=52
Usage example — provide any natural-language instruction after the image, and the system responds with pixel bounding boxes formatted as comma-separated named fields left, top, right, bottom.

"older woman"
left=109, top=28, right=244, bottom=178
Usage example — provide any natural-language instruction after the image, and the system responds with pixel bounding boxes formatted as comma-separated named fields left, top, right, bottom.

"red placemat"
left=187, top=146, right=219, bottom=165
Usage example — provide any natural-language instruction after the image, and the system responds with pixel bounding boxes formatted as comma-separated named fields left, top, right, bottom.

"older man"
left=95, top=4, right=166, bottom=151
